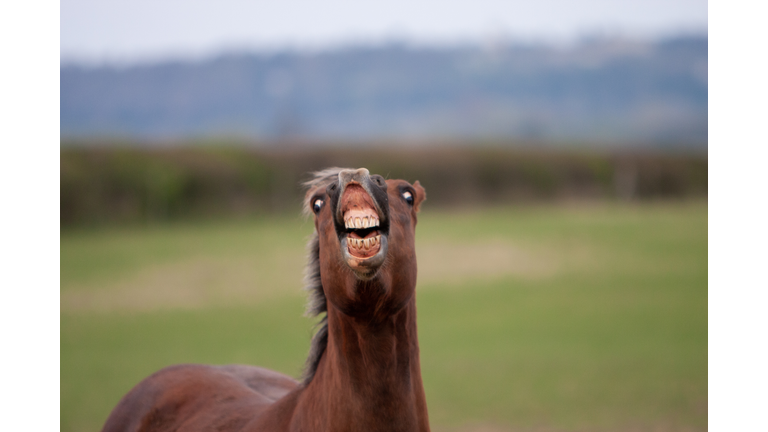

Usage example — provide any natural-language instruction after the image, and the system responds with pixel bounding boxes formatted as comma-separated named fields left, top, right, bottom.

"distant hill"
left=60, top=36, right=707, bottom=146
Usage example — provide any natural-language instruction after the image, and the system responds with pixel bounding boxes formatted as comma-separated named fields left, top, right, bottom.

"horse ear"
left=412, top=181, right=427, bottom=213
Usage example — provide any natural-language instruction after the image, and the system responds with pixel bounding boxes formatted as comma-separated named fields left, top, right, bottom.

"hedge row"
left=61, top=145, right=707, bottom=226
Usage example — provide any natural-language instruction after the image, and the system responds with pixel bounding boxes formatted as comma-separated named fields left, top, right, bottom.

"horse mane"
left=301, top=167, right=351, bottom=384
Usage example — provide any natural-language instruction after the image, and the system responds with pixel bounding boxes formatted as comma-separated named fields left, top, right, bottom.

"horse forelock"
left=301, top=167, right=353, bottom=384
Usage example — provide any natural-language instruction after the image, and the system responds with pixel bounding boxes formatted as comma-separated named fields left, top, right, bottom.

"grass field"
left=61, top=202, right=707, bottom=432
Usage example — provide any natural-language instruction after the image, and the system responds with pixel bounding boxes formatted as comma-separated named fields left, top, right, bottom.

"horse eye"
left=402, top=191, right=414, bottom=205
left=312, top=199, right=324, bottom=213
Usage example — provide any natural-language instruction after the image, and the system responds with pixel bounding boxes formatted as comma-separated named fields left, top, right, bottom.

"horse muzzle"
left=335, top=168, right=389, bottom=279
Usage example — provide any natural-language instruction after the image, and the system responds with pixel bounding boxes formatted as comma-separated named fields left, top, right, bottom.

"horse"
left=101, top=167, right=430, bottom=432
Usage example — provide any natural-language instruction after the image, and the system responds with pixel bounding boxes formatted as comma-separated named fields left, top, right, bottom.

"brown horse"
left=101, top=167, right=429, bottom=432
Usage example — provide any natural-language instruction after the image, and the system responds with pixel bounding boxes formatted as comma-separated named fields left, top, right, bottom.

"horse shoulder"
left=101, top=364, right=299, bottom=432
left=216, top=364, right=299, bottom=401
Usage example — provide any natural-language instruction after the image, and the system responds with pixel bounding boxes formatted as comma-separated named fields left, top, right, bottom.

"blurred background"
left=60, top=1, right=707, bottom=431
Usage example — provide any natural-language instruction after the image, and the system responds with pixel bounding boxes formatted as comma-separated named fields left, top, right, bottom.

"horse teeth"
left=372, top=218, right=379, bottom=227
left=362, top=217, right=370, bottom=228
left=348, top=235, right=381, bottom=251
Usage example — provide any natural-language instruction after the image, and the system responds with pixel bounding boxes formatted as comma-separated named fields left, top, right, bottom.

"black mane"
left=301, top=168, right=351, bottom=384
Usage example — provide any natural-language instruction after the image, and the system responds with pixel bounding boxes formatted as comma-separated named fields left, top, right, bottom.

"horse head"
left=304, top=167, right=426, bottom=320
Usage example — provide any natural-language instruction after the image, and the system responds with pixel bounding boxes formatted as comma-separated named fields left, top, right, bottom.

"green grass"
left=61, top=202, right=707, bottom=432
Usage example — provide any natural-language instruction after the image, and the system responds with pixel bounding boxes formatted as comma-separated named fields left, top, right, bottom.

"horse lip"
left=340, top=234, right=388, bottom=279
left=335, top=172, right=387, bottom=227
left=336, top=181, right=385, bottom=226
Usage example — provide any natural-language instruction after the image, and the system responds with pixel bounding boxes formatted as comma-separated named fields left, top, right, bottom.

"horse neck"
left=299, top=289, right=430, bottom=432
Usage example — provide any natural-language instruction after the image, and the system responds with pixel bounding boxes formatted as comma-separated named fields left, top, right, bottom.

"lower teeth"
left=350, top=236, right=380, bottom=250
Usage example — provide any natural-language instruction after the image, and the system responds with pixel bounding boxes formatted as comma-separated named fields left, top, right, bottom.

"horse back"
left=101, top=364, right=298, bottom=432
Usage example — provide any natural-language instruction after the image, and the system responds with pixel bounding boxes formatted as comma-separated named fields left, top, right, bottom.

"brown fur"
left=101, top=168, right=429, bottom=432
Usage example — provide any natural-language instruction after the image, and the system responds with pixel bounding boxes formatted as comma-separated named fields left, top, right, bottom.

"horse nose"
left=338, top=168, right=370, bottom=186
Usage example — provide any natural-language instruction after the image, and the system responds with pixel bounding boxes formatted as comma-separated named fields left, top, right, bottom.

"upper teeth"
left=345, top=216, right=380, bottom=229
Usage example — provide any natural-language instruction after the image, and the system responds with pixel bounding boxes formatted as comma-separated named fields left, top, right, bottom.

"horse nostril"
left=326, top=182, right=338, bottom=195
left=371, top=175, right=386, bottom=189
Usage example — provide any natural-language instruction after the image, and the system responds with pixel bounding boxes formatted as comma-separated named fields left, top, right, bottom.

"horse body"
left=101, top=168, right=429, bottom=432
left=102, top=365, right=298, bottom=432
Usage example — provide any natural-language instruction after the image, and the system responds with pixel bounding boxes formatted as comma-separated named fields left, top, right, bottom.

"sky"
left=60, top=0, right=707, bottom=64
